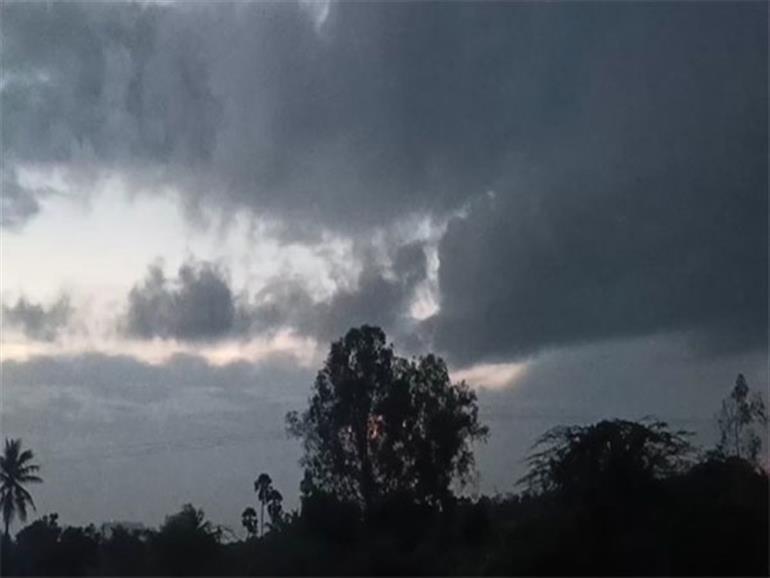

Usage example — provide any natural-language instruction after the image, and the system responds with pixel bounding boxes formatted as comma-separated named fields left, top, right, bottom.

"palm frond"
left=18, top=474, right=43, bottom=484
left=17, top=449, right=35, bottom=466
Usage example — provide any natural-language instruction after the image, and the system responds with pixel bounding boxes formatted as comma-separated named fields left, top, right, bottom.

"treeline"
left=1, top=327, right=768, bottom=576
left=2, top=439, right=767, bottom=575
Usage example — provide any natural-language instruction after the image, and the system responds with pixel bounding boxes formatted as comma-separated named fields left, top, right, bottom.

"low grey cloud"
left=121, top=243, right=427, bottom=344
left=122, top=260, right=236, bottom=341
left=2, top=351, right=314, bottom=406
left=1, top=168, right=41, bottom=229
left=3, top=295, right=73, bottom=341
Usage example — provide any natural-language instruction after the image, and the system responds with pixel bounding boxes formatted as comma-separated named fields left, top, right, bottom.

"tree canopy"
left=520, top=418, right=693, bottom=497
left=286, top=326, right=488, bottom=512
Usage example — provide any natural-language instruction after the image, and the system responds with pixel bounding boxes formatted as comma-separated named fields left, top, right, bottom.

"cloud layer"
left=123, top=261, right=237, bottom=341
left=422, top=3, right=768, bottom=362
left=3, top=2, right=766, bottom=363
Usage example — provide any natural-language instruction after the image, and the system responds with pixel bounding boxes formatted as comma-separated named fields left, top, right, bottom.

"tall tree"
left=254, top=473, right=273, bottom=537
left=0, top=438, right=42, bottom=538
left=287, top=326, right=488, bottom=514
left=716, top=374, right=767, bottom=464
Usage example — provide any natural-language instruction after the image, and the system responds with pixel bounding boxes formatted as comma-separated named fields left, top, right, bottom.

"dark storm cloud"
left=3, top=295, right=73, bottom=341
left=3, top=2, right=766, bottom=360
left=252, top=241, right=427, bottom=340
left=123, top=260, right=237, bottom=341
left=1, top=1, right=219, bottom=169
left=422, top=3, right=767, bottom=363
left=1, top=1, right=702, bottom=230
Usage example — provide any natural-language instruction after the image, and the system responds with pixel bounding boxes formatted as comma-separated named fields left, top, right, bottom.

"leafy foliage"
left=286, top=326, right=488, bottom=512
left=520, top=418, right=693, bottom=496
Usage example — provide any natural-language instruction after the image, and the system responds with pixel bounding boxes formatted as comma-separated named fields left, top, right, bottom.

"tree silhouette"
left=716, top=374, right=767, bottom=465
left=0, top=438, right=42, bottom=538
left=241, top=506, right=258, bottom=538
left=254, top=473, right=273, bottom=537
left=266, top=488, right=284, bottom=531
left=287, top=325, right=488, bottom=514
left=520, top=419, right=692, bottom=497
left=13, top=513, right=61, bottom=575
left=153, top=504, right=221, bottom=575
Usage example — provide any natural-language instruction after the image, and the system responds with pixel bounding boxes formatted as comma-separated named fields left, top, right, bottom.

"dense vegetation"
left=2, top=327, right=767, bottom=576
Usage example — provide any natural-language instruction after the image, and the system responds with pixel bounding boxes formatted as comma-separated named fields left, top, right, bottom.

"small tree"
left=716, top=374, right=767, bottom=465
left=241, top=507, right=258, bottom=538
left=266, top=489, right=283, bottom=531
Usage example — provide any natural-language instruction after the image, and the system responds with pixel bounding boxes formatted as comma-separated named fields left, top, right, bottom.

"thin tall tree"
left=254, top=473, right=272, bottom=537
left=716, top=374, right=767, bottom=464
left=0, top=438, right=42, bottom=538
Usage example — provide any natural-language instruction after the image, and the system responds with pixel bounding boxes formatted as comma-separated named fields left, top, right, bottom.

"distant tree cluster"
left=1, top=326, right=768, bottom=576
left=243, top=473, right=283, bottom=538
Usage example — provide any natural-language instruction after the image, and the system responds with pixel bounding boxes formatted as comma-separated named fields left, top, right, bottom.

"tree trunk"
left=357, top=414, right=373, bottom=515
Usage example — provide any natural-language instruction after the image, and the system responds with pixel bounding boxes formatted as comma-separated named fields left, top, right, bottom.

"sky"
left=1, top=1, right=767, bottom=535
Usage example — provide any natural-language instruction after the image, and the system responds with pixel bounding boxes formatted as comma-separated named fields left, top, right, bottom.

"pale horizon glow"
left=0, top=329, right=321, bottom=368
left=452, top=361, right=529, bottom=391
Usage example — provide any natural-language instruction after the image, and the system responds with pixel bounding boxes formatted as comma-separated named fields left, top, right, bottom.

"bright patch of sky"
left=1, top=172, right=444, bottom=366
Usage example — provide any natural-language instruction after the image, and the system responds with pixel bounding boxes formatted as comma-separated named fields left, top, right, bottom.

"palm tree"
left=0, top=438, right=42, bottom=538
left=253, top=473, right=272, bottom=537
